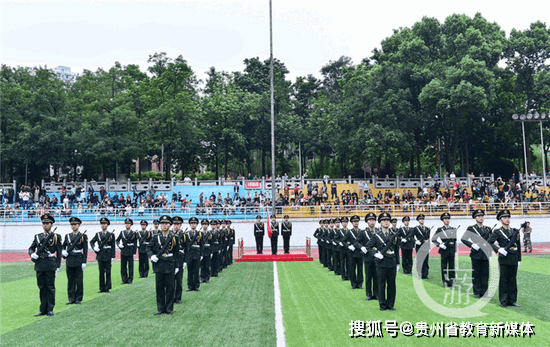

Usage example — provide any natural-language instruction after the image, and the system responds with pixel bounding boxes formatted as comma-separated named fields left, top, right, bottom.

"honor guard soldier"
left=346, top=215, right=364, bottom=289
left=152, top=219, right=160, bottom=235
left=90, top=217, right=116, bottom=293
left=462, top=209, right=491, bottom=298
left=227, top=220, right=235, bottom=265
left=117, top=218, right=137, bottom=284
left=148, top=215, right=180, bottom=315
left=339, top=216, right=350, bottom=281
left=210, top=220, right=221, bottom=277
left=270, top=215, right=280, bottom=255
left=414, top=214, right=431, bottom=279
left=323, top=219, right=333, bottom=270
left=390, top=218, right=398, bottom=231
left=186, top=217, right=202, bottom=291
left=281, top=215, right=292, bottom=254
left=200, top=219, right=212, bottom=283
left=359, top=213, right=378, bottom=299
left=367, top=212, right=399, bottom=311
left=432, top=212, right=457, bottom=288
left=488, top=209, right=522, bottom=308
left=254, top=215, right=265, bottom=254
left=62, top=217, right=88, bottom=305
left=172, top=216, right=185, bottom=304
left=332, top=218, right=342, bottom=276
left=399, top=216, right=415, bottom=274
left=29, top=214, right=62, bottom=316
left=313, top=220, right=324, bottom=265
left=219, top=220, right=228, bottom=271
left=137, top=221, right=152, bottom=278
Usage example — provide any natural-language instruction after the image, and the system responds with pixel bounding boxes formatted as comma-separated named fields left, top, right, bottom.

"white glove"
left=396, top=265, right=400, bottom=272
left=374, top=252, right=384, bottom=260
left=472, top=243, right=480, bottom=251
left=119, top=244, right=124, bottom=249
left=348, top=245, right=355, bottom=251
left=210, top=254, right=212, bottom=259
left=94, top=246, right=100, bottom=252
left=401, top=238, right=407, bottom=243
left=498, top=248, right=508, bottom=256
left=415, top=240, right=421, bottom=245
left=518, top=261, right=521, bottom=269
left=151, top=255, right=159, bottom=263
left=133, top=254, right=136, bottom=260
left=437, top=237, right=443, bottom=244
left=111, top=258, right=114, bottom=265
left=31, top=253, right=39, bottom=260
left=200, top=256, right=203, bottom=261
left=183, top=262, right=187, bottom=270
left=62, top=250, right=69, bottom=257
left=361, top=246, right=367, bottom=254
left=81, top=263, right=86, bottom=271
left=339, top=242, right=343, bottom=247
left=175, top=268, right=179, bottom=274
left=440, top=244, right=447, bottom=250
left=227, top=246, right=229, bottom=251
left=55, top=268, right=59, bottom=277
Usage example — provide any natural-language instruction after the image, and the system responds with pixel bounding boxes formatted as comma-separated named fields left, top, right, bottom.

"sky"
left=2, top=0, right=549, bottom=84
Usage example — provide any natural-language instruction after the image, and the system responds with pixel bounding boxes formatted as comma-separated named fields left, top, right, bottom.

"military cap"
left=496, top=209, right=511, bottom=220
left=329, top=218, right=335, bottom=224
left=340, top=216, right=349, bottom=222
left=472, top=209, right=485, bottom=219
left=378, top=212, right=391, bottom=223
left=440, top=212, right=451, bottom=220
left=188, top=217, right=199, bottom=224
left=140, top=220, right=148, bottom=226
left=41, top=213, right=55, bottom=224
left=124, top=218, right=133, bottom=225
left=271, top=214, right=276, bottom=219
left=334, top=218, right=341, bottom=223
left=402, top=216, right=410, bottom=222
left=170, top=216, right=182, bottom=224
left=158, top=215, right=172, bottom=224
left=69, top=217, right=82, bottom=224
left=227, top=220, right=232, bottom=225
left=153, top=219, right=159, bottom=225
left=350, top=215, right=360, bottom=222
left=319, top=220, right=323, bottom=224
left=390, top=218, right=398, bottom=223
left=99, top=217, right=110, bottom=225
left=365, top=212, right=377, bottom=222
left=416, top=214, right=426, bottom=221
left=256, top=215, right=262, bottom=219
left=284, top=215, right=289, bottom=219
left=210, top=220, right=219, bottom=226
left=201, top=219, right=210, bottom=225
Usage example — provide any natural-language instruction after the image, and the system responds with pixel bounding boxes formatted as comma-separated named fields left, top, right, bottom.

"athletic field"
left=1, top=255, right=549, bottom=346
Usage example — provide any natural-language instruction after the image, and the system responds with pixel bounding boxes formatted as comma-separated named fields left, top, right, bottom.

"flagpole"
left=269, top=0, right=276, bottom=216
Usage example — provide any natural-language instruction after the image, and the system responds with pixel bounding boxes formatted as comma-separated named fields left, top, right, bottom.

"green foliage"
left=129, top=171, right=164, bottom=181
left=195, top=171, right=216, bottom=180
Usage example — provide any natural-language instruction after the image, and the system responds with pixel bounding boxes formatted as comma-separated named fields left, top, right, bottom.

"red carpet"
left=236, top=250, right=313, bottom=262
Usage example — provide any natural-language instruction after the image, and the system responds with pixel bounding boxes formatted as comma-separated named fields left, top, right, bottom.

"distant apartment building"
left=54, top=66, right=75, bottom=82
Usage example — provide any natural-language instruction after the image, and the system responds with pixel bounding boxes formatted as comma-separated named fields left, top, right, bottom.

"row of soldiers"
left=28, top=214, right=235, bottom=317
left=313, top=208, right=522, bottom=310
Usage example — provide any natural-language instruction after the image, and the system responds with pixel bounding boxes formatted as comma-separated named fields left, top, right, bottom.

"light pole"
left=512, top=111, right=548, bottom=189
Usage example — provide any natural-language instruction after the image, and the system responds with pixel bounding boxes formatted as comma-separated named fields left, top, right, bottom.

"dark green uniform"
left=62, top=231, right=88, bottom=304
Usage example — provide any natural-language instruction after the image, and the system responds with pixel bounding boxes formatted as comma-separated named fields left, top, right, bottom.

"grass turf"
left=1, top=262, right=276, bottom=347
left=278, top=256, right=550, bottom=346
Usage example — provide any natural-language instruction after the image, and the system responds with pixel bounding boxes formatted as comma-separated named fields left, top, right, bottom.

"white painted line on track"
left=273, top=261, right=287, bottom=347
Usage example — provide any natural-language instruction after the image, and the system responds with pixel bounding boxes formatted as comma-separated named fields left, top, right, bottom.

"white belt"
left=204, top=244, right=211, bottom=247
left=162, top=253, right=173, bottom=257
left=48, top=253, right=56, bottom=257
left=510, top=247, right=518, bottom=251
left=179, top=250, right=185, bottom=253
left=142, top=242, right=150, bottom=245
left=192, top=245, right=200, bottom=248
left=71, top=249, right=83, bottom=254
left=127, top=243, right=134, bottom=246
left=449, top=242, right=455, bottom=245
left=104, top=246, right=111, bottom=249
left=214, top=242, right=219, bottom=244
left=385, top=251, right=395, bottom=255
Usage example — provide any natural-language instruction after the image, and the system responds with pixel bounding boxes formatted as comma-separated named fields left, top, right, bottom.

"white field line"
left=273, top=261, right=287, bottom=347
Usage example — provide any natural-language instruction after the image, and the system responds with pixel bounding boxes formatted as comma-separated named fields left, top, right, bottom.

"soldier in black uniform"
left=137, top=220, right=152, bottom=278
left=324, top=219, right=334, bottom=271
left=414, top=214, right=431, bottom=279
left=488, top=209, right=522, bottom=307
left=219, top=220, right=227, bottom=271
left=432, top=212, right=457, bottom=288
left=210, top=220, right=220, bottom=277
left=281, top=215, right=292, bottom=254
left=254, top=215, right=265, bottom=254
left=339, top=216, right=350, bottom=281
left=228, top=220, right=235, bottom=265
left=462, top=209, right=491, bottom=298
left=116, top=218, right=137, bottom=284
left=367, top=212, right=399, bottom=311
left=200, top=219, right=212, bottom=283
left=313, top=220, right=324, bottom=265
left=346, top=215, right=364, bottom=289
left=62, top=217, right=88, bottom=305
left=399, top=216, right=414, bottom=274
left=29, top=214, right=62, bottom=316
left=390, top=218, right=398, bottom=232
left=172, top=216, right=185, bottom=304
left=152, top=219, right=160, bottom=235
left=185, top=217, right=202, bottom=291
left=270, top=215, right=280, bottom=255
left=332, top=218, right=342, bottom=276
left=359, top=212, right=378, bottom=299
left=148, top=215, right=179, bottom=315
left=90, top=217, right=116, bottom=293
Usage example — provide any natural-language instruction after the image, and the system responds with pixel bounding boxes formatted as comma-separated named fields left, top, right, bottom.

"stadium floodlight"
left=512, top=114, right=519, bottom=120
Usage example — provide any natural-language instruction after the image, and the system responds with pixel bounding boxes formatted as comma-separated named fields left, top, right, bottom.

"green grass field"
left=1, top=255, right=549, bottom=346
